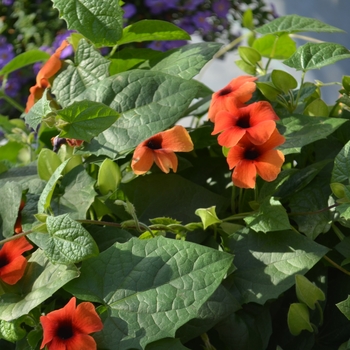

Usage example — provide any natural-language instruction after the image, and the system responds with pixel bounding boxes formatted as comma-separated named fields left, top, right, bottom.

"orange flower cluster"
left=25, top=40, right=70, bottom=113
left=209, top=76, right=285, bottom=189
left=131, top=125, right=194, bottom=175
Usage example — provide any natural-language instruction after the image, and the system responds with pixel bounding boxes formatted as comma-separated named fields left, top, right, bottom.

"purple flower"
left=212, top=0, right=230, bottom=18
left=2, top=0, right=14, bottom=5
left=0, top=43, right=14, bottom=68
left=192, top=11, right=213, bottom=34
left=177, top=17, right=196, bottom=35
left=148, top=40, right=187, bottom=51
left=4, top=74, right=21, bottom=98
left=123, top=3, right=137, bottom=19
left=52, top=30, right=75, bottom=58
left=144, top=0, right=179, bottom=15
left=180, top=0, right=204, bottom=11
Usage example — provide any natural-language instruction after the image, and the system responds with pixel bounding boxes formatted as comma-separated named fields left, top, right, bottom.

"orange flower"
left=25, top=40, right=70, bottom=112
left=208, top=75, right=257, bottom=122
left=212, top=101, right=279, bottom=148
left=40, top=297, right=103, bottom=350
left=0, top=236, right=33, bottom=285
left=227, top=129, right=285, bottom=189
left=131, top=125, right=194, bottom=175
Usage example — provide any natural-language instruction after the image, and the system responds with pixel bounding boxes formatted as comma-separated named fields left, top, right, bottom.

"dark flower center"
left=236, top=113, right=250, bottom=129
left=146, top=136, right=162, bottom=150
left=218, top=87, right=232, bottom=96
left=56, top=323, right=74, bottom=340
left=244, top=148, right=260, bottom=160
left=0, top=256, right=9, bottom=268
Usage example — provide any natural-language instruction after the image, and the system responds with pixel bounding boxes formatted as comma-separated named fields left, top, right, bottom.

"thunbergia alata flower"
left=227, top=129, right=285, bottom=189
left=212, top=101, right=279, bottom=148
left=25, top=40, right=70, bottom=112
left=208, top=75, right=257, bottom=122
left=0, top=236, right=33, bottom=285
left=131, top=125, right=194, bottom=175
left=40, top=297, right=103, bottom=350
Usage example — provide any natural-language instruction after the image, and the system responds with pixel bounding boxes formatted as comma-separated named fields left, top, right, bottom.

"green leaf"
left=195, top=206, right=221, bottom=230
left=38, top=159, right=70, bottom=213
left=97, top=158, right=121, bottom=195
left=118, top=20, right=190, bottom=46
left=0, top=249, right=79, bottom=321
left=146, top=338, right=190, bottom=350
left=37, top=149, right=62, bottom=181
left=0, top=50, right=50, bottom=76
left=235, top=59, right=256, bottom=75
left=52, top=165, right=97, bottom=219
left=52, top=39, right=110, bottom=108
left=244, top=197, right=290, bottom=233
left=75, top=70, right=199, bottom=157
left=336, top=295, right=350, bottom=320
left=283, top=43, right=350, bottom=71
left=287, top=303, right=313, bottom=336
left=252, top=34, right=296, bottom=59
left=0, top=182, right=22, bottom=238
left=65, top=236, right=233, bottom=349
left=304, top=98, right=329, bottom=117
left=255, top=14, right=344, bottom=35
left=278, top=115, right=348, bottom=155
left=24, top=89, right=54, bottom=130
left=295, top=274, right=325, bottom=310
left=57, top=100, right=119, bottom=141
left=256, top=82, right=280, bottom=101
left=0, top=318, right=26, bottom=342
left=242, top=8, right=254, bottom=30
left=238, top=46, right=261, bottom=66
left=148, top=42, right=223, bottom=80
left=226, top=228, right=329, bottom=305
left=51, top=0, right=123, bottom=47
left=332, top=141, right=350, bottom=183
left=29, top=214, right=98, bottom=264
left=271, top=69, right=298, bottom=94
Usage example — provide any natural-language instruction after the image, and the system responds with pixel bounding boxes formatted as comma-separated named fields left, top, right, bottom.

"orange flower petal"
left=211, top=110, right=238, bottom=135
left=0, top=236, right=33, bottom=261
left=73, top=302, right=104, bottom=334
left=246, top=120, right=277, bottom=145
left=249, top=101, right=279, bottom=124
left=255, top=149, right=285, bottom=182
left=232, top=160, right=257, bottom=189
left=0, top=255, right=27, bottom=285
left=227, top=145, right=246, bottom=169
left=258, top=128, right=286, bottom=153
left=131, top=146, right=154, bottom=175
left=159, top=125, right=193, bottom=152
left=59, top=333, right=97, bottom=350
left=217, top=127, right=246, bottom=148
left=153, top=150, right=178, bottom=173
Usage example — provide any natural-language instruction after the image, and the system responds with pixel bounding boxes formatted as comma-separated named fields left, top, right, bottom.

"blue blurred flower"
left=145, top=0, right=179, bottom=15
left=0, top=38, right=14, bottom=68
left=148, top=40, right=187, bottom=51
left=2, top=0, right=14, bottom=5
left=180, top=0, right=204, bottom=11
left=123, top=3, right=137, bottom=19
left=52, top=30, right=75, bottom=58
left=4, top=73, right=21, bottom=98
left=192, top=11, right=213, bottom=34
left=177, top=16, right=196, bottom=35
left=213, top=0, right=230, bottom=18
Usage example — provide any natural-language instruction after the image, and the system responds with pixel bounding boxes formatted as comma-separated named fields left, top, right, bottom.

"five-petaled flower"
left=208, top=75, right=257, bottom=122
left=25, top=40, right=70, bottom=112
left=227, top=129, right=285, bottom=189
left=212, top=101, right=279, bottom=148
left=40, top=297, right=103, bottom=350
left=131, top=125, right=194, bottom=175
left=0, top=236, right=33, bottom=285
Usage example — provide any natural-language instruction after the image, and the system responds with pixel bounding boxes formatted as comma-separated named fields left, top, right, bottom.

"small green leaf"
left=51, top=0, right=123, bottom=47
left=239, top=46, right=261, bottom=66
left=0, top=318, right=26, bottom=342
left=244, top=197, right=290, bottom=233
left=256, top=82, right=280, bottom=101
left=0, top=50, right=50, bottom=76
left=304, top=98, right=329, bottom=117
left=287, top=303, right=313, bottom=336
left=242, top=8, right=254, bottom=30
left=284, top=43, right=350, bottom=71
left=271, top=69, right=297, bottom=93
left=118, top=20, right=190, bottom=46
left=57, top=100, right=120, bottom=142
left=30, top=214, right=99, bottom=264
left=37, top=149, right=62, bottom=181
left=295, top=274, right=325, bottom=310
left=332, top=141, right=350, bottom=183
left=252, top=34, right=296, bottom=59
left=195, top=206, right=221, bottom=230
left=235, top=59, right=256, bottom=75
left=336, top=295, right=350, bottom=320
left=255, top=14, right=344, bottom=35
left=97, top=158, right=121, bottom=195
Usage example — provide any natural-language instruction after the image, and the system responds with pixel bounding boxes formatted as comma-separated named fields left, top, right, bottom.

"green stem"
left=288, top=203, right=339, bottom=217
left=0, top=230, right=32, bottom=246
left=323, top=255, right=350, bottom=276
left=0, top=91, right=25, bottom=113
left=332, top=222, right=345, bottom=241
left=294, top=70, right=306, bottom=108
left=107, top=44, right=119, bottom=58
